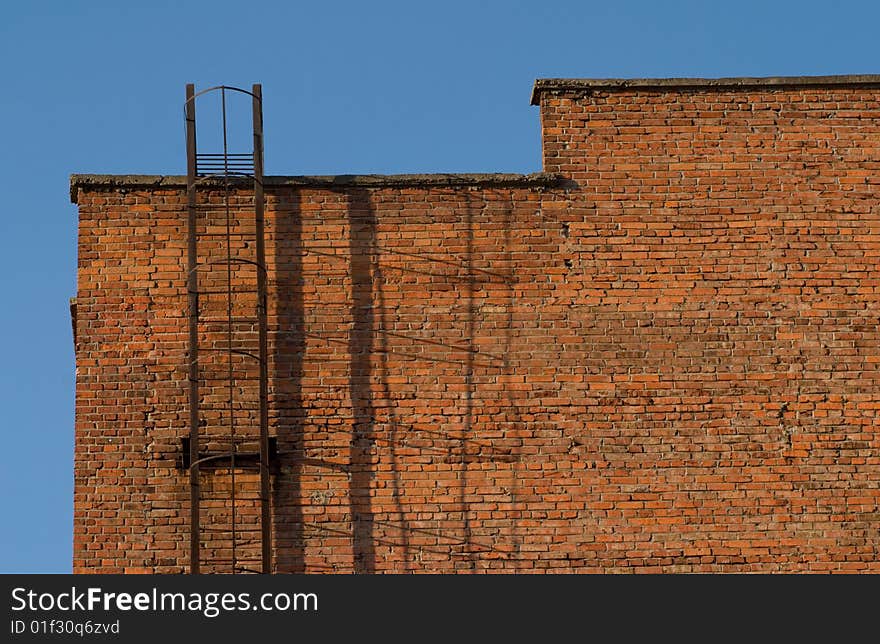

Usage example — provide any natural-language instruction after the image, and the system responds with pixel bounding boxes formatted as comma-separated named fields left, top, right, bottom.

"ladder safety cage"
left=183, top=84, right=273, bottom=574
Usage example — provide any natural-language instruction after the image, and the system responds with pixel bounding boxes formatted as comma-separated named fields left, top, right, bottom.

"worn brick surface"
left=73, top=80, right=880, bottom=573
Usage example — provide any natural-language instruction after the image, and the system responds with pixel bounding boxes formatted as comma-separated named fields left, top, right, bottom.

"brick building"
left=71, top=75, right=880, bottom=573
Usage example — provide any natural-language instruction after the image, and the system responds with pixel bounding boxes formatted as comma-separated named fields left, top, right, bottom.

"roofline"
left=530, top=74, right=880, bottom=105
left=70, top=173, right=565, bottom=204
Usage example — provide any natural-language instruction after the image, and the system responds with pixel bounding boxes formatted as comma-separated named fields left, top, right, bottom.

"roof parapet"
left=530, top=74, right=880, bottom=105
left=70, top=172, right=565, bottom=204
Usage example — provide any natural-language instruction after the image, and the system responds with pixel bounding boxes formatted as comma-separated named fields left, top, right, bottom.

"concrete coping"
left=70, top=173, right=564, bottom=204
left=530, top=74, right=880, bottom=105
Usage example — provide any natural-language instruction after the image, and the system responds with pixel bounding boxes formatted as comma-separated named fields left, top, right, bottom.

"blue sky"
left=1, top=0, right=878, bottom=573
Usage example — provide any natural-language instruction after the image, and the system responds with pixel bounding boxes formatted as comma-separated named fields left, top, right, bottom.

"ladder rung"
left=196, top=164, right=254, bottom=169
left=199, top=316, right=260, bottom=323
left=196, top=171, right=255, bottom=177
left=193, top=445, right=266, bottom=450
left=191, top=204, right=255, bottom=211
left=197, top=168, right=255, bottom=172
left=197, top=166, right=255, bottom=171
left=189, top=288, right=261, bottom=295
left=192, top=257, right=265, bottom=269
left=197, top=171, right=256, bottom=176
left=193, top=446, right=266, bottom=452
left=195, top=348, right=263, bottom=361
left=194, top=163, right=255, bottom=167
left=196, top=451, right=263, bottom=457
left=194, top=453, right=262, bottom=464
left=196, top=375, right=263, bottom=382
left=192, top=434, right=266, bottom=441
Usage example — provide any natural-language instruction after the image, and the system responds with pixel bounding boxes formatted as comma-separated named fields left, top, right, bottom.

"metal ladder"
left=183, top=84, right=272, bottom=574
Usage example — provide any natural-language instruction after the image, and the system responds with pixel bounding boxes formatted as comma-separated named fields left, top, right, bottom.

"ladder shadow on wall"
left=270, top=190, right=306, bottom=572
left=271, top=188, right=400, bottom=573
left=270, top=187, right=531, bottom=572
left=271, top=187, right=409, bottom=573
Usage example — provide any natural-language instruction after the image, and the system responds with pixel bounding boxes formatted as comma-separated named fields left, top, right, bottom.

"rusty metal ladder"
left=183, top=84, right=272, bottom=573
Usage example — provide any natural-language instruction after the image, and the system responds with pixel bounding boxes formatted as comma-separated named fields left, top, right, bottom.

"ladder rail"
left=185, top=83, right=201, bottom=576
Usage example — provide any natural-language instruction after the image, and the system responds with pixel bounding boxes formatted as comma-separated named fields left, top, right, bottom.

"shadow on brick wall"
left=268, top=187, right=532, bottom=572
left=459, top=193, right=476, bottom=571
left=347, top=188, right=378, bottom=573
left=271, top=190, right=306, bottom=573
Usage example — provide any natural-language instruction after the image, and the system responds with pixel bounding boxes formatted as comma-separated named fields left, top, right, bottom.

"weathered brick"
left=71, top=76, right=880, bottom=573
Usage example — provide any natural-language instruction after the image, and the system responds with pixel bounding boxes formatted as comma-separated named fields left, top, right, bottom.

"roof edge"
left=530, top=74, right=880, bottom=105
left=70, top=173, right=565, bottom=203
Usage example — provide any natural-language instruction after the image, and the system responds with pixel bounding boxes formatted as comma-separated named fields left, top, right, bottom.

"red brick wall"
left=74, top=188, right=188, bottom=572
left=73, top=80, right=880, bottom=573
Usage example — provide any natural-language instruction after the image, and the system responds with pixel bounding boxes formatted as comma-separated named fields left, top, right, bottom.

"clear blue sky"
left=1, top=0, right=877, bottom=573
